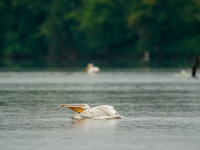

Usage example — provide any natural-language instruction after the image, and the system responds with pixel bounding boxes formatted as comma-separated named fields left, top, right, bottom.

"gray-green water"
left=0, top=69, right=200, bottom=150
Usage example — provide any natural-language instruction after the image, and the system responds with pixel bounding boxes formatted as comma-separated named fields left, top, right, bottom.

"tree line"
left=0, top=0, right=200, bottom=67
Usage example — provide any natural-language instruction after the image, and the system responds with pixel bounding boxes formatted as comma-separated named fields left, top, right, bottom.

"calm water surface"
left=0, top=69, right=200, bottom=150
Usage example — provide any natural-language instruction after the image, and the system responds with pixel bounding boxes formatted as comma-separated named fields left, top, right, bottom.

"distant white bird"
left=59, top=104, right=123, bottom=119
left=174, top=69, right=190, bottom=77
left=84, top=63, right=100, bottom=74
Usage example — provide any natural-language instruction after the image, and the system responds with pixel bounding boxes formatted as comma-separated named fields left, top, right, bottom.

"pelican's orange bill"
left=84, top=66, right=89, bottom=71
left=59, top=104, right=84, bottom=113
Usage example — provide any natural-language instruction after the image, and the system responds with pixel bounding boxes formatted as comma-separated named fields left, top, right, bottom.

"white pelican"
left=84, top=63, right=100, bottom=74
left=59, top=104, right=123, bottom=119
left=174, top=69, right=190, bottom=77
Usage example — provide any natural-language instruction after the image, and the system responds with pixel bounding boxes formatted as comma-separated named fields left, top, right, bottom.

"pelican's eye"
left=115, top=112, right=118, bottom=115
left=82, top=105, right=85, bottom=107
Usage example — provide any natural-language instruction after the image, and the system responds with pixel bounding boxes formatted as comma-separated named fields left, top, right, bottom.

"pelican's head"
left=59, top=104, right=90, bottom=113
left=84, top=63, right=94, bottom=71
left=88, top=63, right=93, bottom=67
left=80, top=104, right=90, bottom=110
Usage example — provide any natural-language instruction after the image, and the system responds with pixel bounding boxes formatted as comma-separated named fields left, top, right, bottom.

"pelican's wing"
left=87, top=67, right=100, bottom=73
left=80, top=105, right=120, bottom=118
left=93, top=67, right=100, bottom=72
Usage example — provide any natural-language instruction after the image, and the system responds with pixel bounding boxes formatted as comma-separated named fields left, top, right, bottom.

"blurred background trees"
left=0, top=0, right=200, bottom=67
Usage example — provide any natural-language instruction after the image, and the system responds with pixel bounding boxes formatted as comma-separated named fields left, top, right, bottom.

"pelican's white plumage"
left=84, top=63, right=100, bottom=74
left=59, top=104, right=122, bottom=119
left=174, top=69, right=190, bottom=77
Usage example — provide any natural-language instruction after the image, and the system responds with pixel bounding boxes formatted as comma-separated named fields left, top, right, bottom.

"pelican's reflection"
left=72, top=119, right=118, bottom=130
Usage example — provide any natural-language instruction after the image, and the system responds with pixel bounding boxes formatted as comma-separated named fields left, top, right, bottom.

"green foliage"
left=162, top=34, right=200, bottom=57
left=0, top=0, right=200, bottom=67
left=125, top=0, right=200, bottom=53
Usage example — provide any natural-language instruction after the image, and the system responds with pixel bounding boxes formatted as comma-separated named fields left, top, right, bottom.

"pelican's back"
left=87, top=67, right=100, bottom=73
left=80, top=105, right=119, bottom=118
